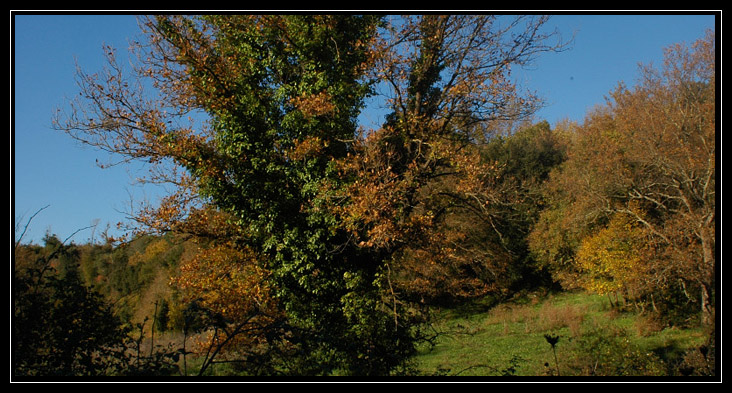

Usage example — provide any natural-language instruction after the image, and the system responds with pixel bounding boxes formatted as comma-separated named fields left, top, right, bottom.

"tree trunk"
left=699, top=226, right=715, bottom=326
left=700, top=282, right=713, bottom=326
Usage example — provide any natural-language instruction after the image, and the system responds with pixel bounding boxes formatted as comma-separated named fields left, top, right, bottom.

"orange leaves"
left=133, top=193, right=185, bottom=235
left=165, top=206, right=269, bottom=323
left=324, top=130, right=406, bottom=250
left=286, top=136, right=327, bottom=162
left=170, top=240, right=279, bottom=355
left=178, top=206, right=241, bottom=240
left=289, top=91, right=337, bottom=119
left=315, top=121, right=512, bottom=301
left=172, top=243, right=273, bottom=320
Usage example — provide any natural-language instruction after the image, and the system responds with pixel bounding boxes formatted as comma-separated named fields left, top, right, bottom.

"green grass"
left=412, top=291, right=708, bottom=377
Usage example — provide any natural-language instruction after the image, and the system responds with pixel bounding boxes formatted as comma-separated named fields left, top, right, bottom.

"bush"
left=13, top=266, right=131, bottom=376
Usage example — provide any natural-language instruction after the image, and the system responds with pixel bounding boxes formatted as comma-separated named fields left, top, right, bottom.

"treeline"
left=14, top=233, right=186, bottom=328
left=15, top=15, right=716, bottom=377
left=530, top=30, right=716, bottom=330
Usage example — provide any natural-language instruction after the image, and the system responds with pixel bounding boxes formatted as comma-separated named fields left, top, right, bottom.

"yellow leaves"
left=575, top=213, right=647, bottom=295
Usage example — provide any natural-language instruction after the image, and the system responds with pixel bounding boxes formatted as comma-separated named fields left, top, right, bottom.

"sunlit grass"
left=413, top=291, right=706, bottom=377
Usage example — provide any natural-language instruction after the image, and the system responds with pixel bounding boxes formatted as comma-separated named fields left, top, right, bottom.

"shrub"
left=563, top=325, right=665, bottom=376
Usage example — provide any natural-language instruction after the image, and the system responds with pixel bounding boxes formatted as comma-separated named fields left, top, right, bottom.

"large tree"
left=54, top=14, right=567, bottom=374
left=611, top=30, right=716, bottom=325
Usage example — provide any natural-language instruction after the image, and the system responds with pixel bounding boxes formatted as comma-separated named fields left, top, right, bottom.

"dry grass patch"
left=486, top=297, right=586, bottom=337
left=536, top=301, right=586, bottom=337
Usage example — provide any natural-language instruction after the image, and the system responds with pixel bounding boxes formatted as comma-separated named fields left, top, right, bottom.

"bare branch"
left=14, top=204, right=50, bottom=248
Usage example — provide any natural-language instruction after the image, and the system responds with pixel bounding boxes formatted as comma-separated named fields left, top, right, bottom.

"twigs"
left=14, top=204, right=50, bottom=248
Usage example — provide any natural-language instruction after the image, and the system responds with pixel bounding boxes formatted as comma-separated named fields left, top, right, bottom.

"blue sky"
left=12, top=12, right=717, bottom=245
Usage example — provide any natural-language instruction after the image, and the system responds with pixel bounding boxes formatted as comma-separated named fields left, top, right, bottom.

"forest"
left=12, top=15, right=716, bottom=378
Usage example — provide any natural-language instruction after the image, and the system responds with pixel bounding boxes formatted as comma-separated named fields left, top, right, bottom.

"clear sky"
left=12, top=12, right=717, bottom=245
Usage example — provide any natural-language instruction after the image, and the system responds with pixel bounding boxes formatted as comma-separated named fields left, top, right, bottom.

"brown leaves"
left=289, top=91, right=337, bottom=119
left=317, top=123, right=511, bottom=300
left=530, top=30, right=716, bottom=323
left=286, top=136, right=327, bottom=162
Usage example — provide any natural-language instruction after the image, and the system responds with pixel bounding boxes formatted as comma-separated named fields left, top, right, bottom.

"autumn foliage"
left=46, top=13, right=716, bottom=376
left=531, top=30, right=716, bottom=326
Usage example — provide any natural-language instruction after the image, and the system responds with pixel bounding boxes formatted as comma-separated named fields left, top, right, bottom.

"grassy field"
left=163, top=290, right=711, bottom=377
left=412, top=290, right=710, bottom=377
